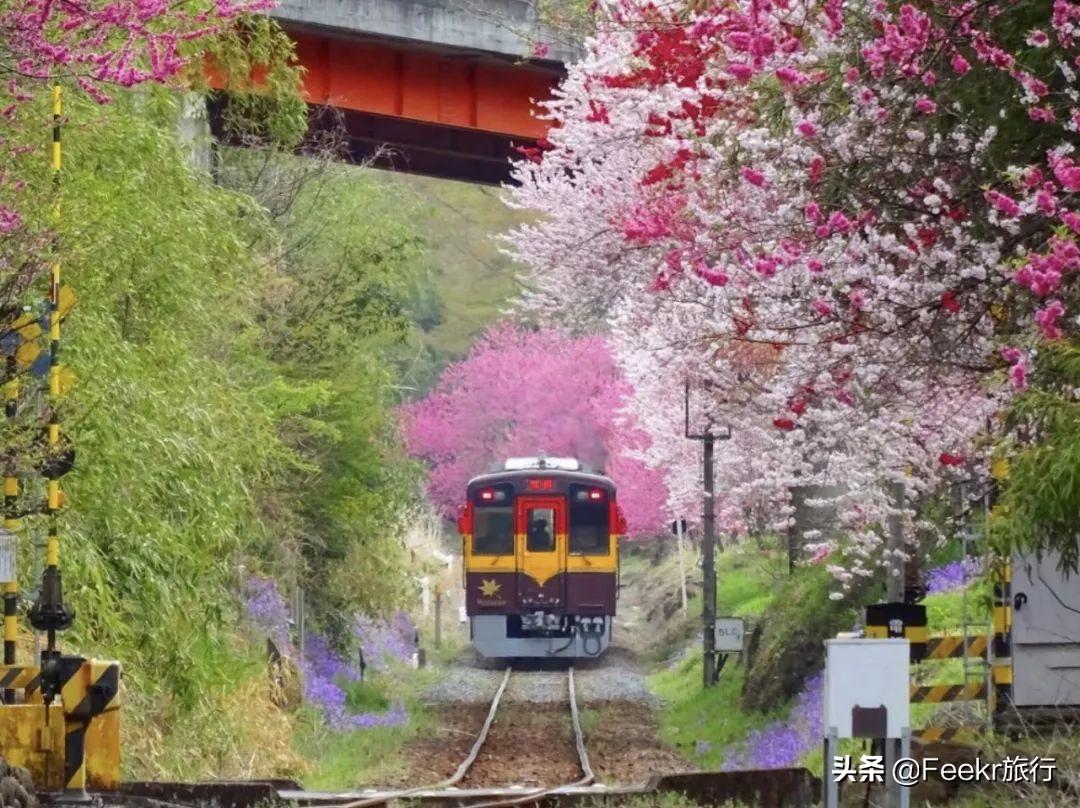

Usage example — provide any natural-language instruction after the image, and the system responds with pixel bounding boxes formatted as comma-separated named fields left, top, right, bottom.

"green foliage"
left=740, top=563, right=871, bottom=713
left=48, top=92, right=285, bottom=712
left=199, top=15, right=309, bottom=148
left=342, top=679, right=391, bottom=714
left=218, top=148, right=425, bottom=645
left=647, top=541, right=785, bottom=769
left=992, top=340, right=1080, bottom=570
left=1, top=71, right=427, bottom=774
left=376, top=174, right=528, bottom=392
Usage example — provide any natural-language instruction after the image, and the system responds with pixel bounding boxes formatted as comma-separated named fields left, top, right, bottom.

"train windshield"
left=473, top=507, right=514, bottom=555
left=526, top=507, right=556, bottom=552
left=569, top=485, right=610, bottom=555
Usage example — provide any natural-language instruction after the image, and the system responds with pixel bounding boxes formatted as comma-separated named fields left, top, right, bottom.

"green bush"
left=740, top=564, right=874, bottom=712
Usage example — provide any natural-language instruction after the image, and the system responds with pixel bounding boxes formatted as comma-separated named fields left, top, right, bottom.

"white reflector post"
left=0, top=528, right=15, bottom=583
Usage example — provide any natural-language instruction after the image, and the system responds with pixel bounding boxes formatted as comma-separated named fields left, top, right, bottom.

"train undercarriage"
left=470, top=614, right=613, bottom=658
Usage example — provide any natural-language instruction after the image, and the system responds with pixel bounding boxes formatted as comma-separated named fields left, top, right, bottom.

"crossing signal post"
left=0, top=83, right=121, bottom=800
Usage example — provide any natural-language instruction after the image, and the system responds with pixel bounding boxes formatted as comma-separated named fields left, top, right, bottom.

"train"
left=457, top=456, right=625, bottom=658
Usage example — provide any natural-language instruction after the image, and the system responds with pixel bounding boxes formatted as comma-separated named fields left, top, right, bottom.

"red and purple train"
left=457, top=457, right=625, bottom=658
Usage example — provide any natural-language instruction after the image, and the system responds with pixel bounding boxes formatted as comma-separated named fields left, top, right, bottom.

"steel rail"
left=335, top=666, right=513, bottom=808
left=462, top=666, right=595, bottom=808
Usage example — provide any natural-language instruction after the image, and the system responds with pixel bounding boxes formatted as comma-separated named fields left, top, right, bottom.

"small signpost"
left=714, top=617, right=745, bottom=653
left=671, top=518, right=689, bottom=613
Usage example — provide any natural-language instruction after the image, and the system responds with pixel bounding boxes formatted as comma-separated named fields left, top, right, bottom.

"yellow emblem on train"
left=479, top=579, right=502, bottom=597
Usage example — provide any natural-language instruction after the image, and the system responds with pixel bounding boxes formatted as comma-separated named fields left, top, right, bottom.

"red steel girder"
left=287, top=28, right=559, bottom=140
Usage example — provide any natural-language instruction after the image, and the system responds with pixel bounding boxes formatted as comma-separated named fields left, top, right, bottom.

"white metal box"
left=825, top=638, right=910, bottom=739
left=1012, top=552, right=1080, bottom=707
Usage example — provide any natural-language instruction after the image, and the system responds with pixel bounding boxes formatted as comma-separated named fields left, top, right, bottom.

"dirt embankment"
left=585, top=701, right=692, bottom=785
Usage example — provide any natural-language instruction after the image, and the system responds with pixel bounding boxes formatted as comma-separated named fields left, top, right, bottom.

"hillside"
left=377, top=173, right=530, bottom=393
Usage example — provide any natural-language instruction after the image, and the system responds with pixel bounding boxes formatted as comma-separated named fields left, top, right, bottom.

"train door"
left=515, top=496, right=567, bottom=610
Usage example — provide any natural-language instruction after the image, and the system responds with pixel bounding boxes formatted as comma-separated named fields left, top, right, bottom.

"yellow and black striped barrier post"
left=924, top=634, right=988, bottom=660
left=58, top=658, right=120, bottom=799
left=3, top=351, right=20, bottom=705
left=910, top=682, right=987, bottom=703
left=2, top=306, right=44, bottom=706
left=864, top=602, right=928, bottom=661
left=991, top=559, right=1013, bottom=714
left=47, top=81, right=64, bottom=639
left=0, top=657, right=121, bottom=792
left=29, top=84, right=74, bottom=654
left=866, top=597, right=1000, bottom=744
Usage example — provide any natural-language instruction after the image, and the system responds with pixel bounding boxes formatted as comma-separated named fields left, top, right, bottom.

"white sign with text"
left=714, top=617, right=745, bottom=652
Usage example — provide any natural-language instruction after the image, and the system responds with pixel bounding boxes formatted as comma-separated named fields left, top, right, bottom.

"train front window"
left=526, top=507, right=556, bottom=552
left=569, top=486, right=610, bottom=555
left=473, top=507, right=514, bottom=555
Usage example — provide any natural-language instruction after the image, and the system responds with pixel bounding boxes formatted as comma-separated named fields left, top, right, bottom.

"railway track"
left=310, top=665, right=596, bottom=808
left=112, top=665, right=820, bottom=808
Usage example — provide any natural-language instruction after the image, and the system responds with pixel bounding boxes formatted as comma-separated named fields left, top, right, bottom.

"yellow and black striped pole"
left=47, top=82, right=63, bottom=643
left=3, top=352, right=19, bottom=704
left=30, top=84, right=73, bottom=668
left=991, top=558, right=1013, bottom=714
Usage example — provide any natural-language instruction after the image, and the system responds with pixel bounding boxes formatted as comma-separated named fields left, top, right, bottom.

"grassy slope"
left=626, top=541, right=788, bottom=770
left=642, top=540, right=993, bottom=773
left=298, top=624, right=468, bottom=788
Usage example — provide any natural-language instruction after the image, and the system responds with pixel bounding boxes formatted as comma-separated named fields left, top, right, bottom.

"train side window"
left=473, top=507, right=514, bottom=555
left=569, top=487, right=610, bottom=555
left=526, top=507, right=555, bottom=552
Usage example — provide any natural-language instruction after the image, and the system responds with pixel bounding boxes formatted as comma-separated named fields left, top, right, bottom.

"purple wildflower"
left=298, top=634, right=409, bottom=731
left=721, top=673, right=824, bottom=770
left=355, top=610, right=417, bottom=671
left=925, top=557, right=983, bottom=594
left=240, top=576, right=410, bottom=731
left=242, top=575, right=291, bottom=649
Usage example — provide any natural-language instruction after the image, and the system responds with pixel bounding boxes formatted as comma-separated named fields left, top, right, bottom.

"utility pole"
left=685, top=382, right=730, bottom=688
left=702, top=433, right=717, bottom=687
left=885, top=480, right=906, bottom=808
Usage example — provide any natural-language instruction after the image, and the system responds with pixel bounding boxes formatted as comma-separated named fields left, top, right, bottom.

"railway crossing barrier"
left=865, top=609, right=987, bottom=744
left=863, top=557, right=1017, bottom=745
left=0, top=657, right=121, bottom=794
left=0, top=84, right=124, bottom=801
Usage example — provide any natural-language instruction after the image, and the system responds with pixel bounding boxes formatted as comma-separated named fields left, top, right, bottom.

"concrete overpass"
left=265, top=0, right=574, bottom=183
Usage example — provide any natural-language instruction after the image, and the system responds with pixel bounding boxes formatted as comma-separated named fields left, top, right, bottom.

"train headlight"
left=574, top=487, right=606, bottom=501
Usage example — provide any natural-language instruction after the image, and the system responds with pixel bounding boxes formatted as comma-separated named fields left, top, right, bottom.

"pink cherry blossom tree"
left=400, top=323, right=667, bottom=536
left=506, top=0, right=1077, bottom=585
